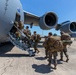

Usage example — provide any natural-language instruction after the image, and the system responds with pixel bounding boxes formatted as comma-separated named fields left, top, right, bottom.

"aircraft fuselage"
left=0, top=0, right=24, bottom=42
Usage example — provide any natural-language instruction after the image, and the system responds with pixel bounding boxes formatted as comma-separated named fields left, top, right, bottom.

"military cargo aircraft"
left=0, top=0, right=76, bottom=52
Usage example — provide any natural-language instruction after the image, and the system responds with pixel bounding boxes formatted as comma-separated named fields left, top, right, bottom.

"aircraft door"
left=15, top=13, right=21, bottom=22
left=8, top=13, right=33, bottom=54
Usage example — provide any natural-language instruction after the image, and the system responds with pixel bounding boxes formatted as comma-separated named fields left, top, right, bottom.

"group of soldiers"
left=43, top=31, right=72, bottom=70
left=23, top=26, right=41, bottom=53
left=11, top=21, right=72, bottom=70
left=22, top=25, right=72, bottom=70
left=10, top=21, right=41, bottom=53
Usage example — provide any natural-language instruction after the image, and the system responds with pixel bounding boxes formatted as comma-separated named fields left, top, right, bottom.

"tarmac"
left=0, top=40, right=76, bottom=75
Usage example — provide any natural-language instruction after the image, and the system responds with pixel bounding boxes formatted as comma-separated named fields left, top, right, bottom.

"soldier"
left=43, top=36, right=48, bottom=58
left=18, top=21, right=24, bottom=30
left=31, top=31, right=40, bottom=53
left=23, top=26, right=31, bottom=47
left=23, top=26, right=31, bottom=38
left=46, top=33, right=63, bottom=69
left=47, top=33, right=58, bottom=69
left=43, top=32, right=59, bottom=69
left=60, top=31, right=70, bottom=62
left=15, top=31, right=21, bottom=40
left=43, top=32, right=52, bottom=58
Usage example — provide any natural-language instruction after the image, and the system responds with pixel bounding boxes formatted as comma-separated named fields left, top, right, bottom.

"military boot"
left=37, top=49, right=40, bottom=54
left=53, top=65, right=57, bottom=70
left=66, top=56, right=69, bottom=62
left=48, top=63, right=51, bottom=66
left=47, top=60, right=51, bottom=66
left=59, top=57, right=63, bottom=61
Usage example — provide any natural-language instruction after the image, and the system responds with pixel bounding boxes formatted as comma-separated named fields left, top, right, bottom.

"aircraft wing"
left=24, top=11, right=39, bottom=26
left=23, top=11, right=58, bottom=30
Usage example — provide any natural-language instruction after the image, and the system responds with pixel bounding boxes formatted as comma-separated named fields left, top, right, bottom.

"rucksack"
left=44, top=36, right=63, bottom=52
left=31, top=34, right=41, bottom=43
left=61, top=33, right=72, bottom=46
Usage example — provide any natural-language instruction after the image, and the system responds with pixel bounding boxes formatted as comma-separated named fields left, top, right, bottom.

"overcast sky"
left=20, top=0, right=76, bottom=36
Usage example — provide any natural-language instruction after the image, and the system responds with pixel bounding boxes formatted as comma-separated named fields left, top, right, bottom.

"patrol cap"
left=26, top=26, right=29, bottom=29
left=34, top=31, right=36, bottom=33
left=49, top=32, right=52, bottom=36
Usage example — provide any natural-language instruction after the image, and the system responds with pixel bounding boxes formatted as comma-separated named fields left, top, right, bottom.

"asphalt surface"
left=0, top=41, right=76, bottom=75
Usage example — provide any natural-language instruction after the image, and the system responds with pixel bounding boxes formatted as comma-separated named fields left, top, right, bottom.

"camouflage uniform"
left=43, top=37, right=49, bottom=58
left=43, top=35, right=63, bottom=69
left=60, top=32, right=70, bottom=62
left=15, top=31, right=21, bottom=40
left=60, top=43, right=69, bottom=62
left=23, top=27, right=31, bottom=39
left=48, top=51, right=57, bottom=69
left=45, top=48, right=49, bottom=58
left=33, top=41, right=39, bottom=53
left=31, top=32, right=41, bottom=53
left=46, top=46, right=58, bottom=69
left=43, top=33, right=53, bottom=58
left=18, top=21, right=24, bottom=30
left=23, top=26, right=31, bottom=47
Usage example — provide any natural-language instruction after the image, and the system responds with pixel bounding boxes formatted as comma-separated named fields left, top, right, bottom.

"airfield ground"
left=0, top=40, right=76, bottom=75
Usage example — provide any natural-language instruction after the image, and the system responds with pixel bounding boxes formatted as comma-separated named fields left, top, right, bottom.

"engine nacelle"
left=39, top=12, right=58, bottom=30
left=59, top=21, right=76, bottom=34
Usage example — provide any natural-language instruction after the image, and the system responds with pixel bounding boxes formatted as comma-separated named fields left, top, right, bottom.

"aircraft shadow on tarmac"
left=32, top=64, right=53, bottom=74
left=0, top=54, right=31, bottom=57
left=0, top=43, right=14, bottom=54
left=0, top=43, right=34, bottom=57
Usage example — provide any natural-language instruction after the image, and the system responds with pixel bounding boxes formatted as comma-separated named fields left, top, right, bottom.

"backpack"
left=35, top=34, right=41, bottom=42
left=44, top=36, right=63, bottom=52
left=31, top=34, right=41, bottom=43
left=61, top=33, right=72, bottom=46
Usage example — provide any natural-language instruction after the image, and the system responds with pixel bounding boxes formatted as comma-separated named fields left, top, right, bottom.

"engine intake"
left=59, top=21, right=76, bottom=34
left=39, top=12, right=58, bottom=30
left=70, top=22, right=76, bottom=32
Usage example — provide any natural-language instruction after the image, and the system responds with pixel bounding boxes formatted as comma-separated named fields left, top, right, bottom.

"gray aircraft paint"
left=0, top=0, right=24, bottom=42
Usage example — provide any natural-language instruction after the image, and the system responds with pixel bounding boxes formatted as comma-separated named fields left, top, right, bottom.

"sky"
left=20, top=0, right=76, bottom=36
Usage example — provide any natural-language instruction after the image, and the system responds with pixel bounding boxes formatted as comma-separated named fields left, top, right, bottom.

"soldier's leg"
left=48, top=51, right=52, bottom=66
left=63, top=48, right=69, bottom=62
left=33, top=46, right=36, bottom=53
left=45, top=49, right=49, bottom=58
left=36, top=48, right=40, bottom=53
left=33, top=43, right=37, bottom=53
left=60, top=50, right=63, bottom=61
left=36, top=43, right=40, bottom=53
left=26, top=38, right=31, bottom=47
left=45, top=49, right=47, bottom=58
left=53, top=52, right=57, bottom=69
left=34, top=42, right=39, bottom=53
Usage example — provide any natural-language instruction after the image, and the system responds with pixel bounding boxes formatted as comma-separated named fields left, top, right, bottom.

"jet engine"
left=56, top=21, right=76, bottom=34
left=39, top=12, right=58, bottom=30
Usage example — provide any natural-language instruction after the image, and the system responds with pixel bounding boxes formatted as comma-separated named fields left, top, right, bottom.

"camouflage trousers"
left=48, top=51, right=58, bottom=68
left=45, top=49, right=49, bottom=58
left=33, top=42, right=39, bottom=53
left=60, top=47, right=69, bottom=60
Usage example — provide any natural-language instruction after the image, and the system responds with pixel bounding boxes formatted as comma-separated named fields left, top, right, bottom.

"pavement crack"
left=1, top=58, right=14, bottom=75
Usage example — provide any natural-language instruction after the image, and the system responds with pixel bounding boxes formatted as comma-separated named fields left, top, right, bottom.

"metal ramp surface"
left=8, top=25, right=33, bottom=56
left=8, top=32, right=29, bottom=51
